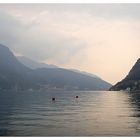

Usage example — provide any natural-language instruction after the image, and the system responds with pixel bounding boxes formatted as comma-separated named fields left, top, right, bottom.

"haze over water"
left=0, top=90, right=140, bottom=136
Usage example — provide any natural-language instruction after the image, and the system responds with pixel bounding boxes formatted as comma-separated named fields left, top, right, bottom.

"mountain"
left=17, top=56, right=111, bottom=90
left=17, top=56, right=100, bottom=79
left=0, top=44, right=112, bottom=91
left=69, top=69, right=100, bottom=79
left=110, top=58, right=140, bottom=91
left=33, top=68, right=111, bottom=90
left=17, top=56, right=58, bottom=69
left=0, top=44, right=38, bottom=90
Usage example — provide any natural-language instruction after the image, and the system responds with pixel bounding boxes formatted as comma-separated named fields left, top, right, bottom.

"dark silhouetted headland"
left=110, top=58, right=140, bottom=91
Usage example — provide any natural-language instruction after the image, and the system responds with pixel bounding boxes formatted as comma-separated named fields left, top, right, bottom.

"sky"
left=0, top=4, right=140, bottom=84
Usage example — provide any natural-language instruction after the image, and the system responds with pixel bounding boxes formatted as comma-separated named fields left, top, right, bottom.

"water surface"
left=0, top=90, right=140, bottom=136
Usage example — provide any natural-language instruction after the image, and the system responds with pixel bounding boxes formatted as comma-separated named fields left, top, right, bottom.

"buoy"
left=75, top=96, right=79, bottom=98
left=52, top=97, right=55, bottom=101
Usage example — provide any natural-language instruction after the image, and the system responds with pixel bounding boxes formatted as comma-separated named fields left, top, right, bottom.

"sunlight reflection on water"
left=0, top=90, right=140, bottom=136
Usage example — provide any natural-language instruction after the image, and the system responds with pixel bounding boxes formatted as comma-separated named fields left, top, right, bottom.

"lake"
left=0, top=90, right=140, bottom=136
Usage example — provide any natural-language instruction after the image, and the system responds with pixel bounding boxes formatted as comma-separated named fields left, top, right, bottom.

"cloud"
left=0, top=4, right=140, bottom=84
left=0, top=11, right=24, bottom=46
left=2, top=4, right=140, bottom=20
left=0, top=9, right=86, bottom=64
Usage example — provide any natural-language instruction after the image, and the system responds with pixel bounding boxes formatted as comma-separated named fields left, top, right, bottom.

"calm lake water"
left=0, top=90, right=140, bottom=136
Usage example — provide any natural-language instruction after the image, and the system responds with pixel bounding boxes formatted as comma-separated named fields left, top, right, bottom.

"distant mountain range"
left=110, top=58, right=140, bottom=91
left=17, top=56, right=100, bottom=79
left=0, top=44, right=112, bottom=91
left=17, top=56, right=58, bottom=69
left=69, top=69, right=100, bottom=79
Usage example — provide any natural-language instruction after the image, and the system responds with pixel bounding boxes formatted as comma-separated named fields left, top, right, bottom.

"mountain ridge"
left=17, top=56, right=100, bottom=79
left=110, top=58, right=140, bottom=91
left=0, top=44, right=112, bottom=91
left=17, top=56, right=58, bottom=69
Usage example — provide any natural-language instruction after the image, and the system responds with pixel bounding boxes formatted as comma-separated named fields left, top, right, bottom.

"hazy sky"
left=0, top=4, right=140, bottom=84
